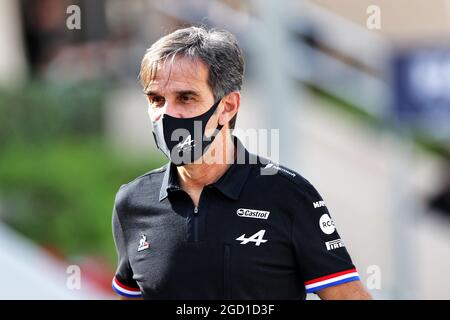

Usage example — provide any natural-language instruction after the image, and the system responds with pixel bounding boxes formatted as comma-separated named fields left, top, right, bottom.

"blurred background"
left=0, top=0, right=449, bottom=299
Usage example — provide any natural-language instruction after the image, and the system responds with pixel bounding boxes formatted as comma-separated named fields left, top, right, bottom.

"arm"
left=317, top=280, right=372, bottom=300
left=112, top=204, right=143, bottom=299
left=290, top=180, right=370, bottom=300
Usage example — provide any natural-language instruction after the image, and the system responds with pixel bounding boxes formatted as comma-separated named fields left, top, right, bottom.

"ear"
left=218, top=91, right=240, bottom=126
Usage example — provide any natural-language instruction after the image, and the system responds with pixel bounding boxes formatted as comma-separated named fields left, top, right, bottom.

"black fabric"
left=112, top=136, right=357, bottom=299
left=112, top=206, right=140, bottom=289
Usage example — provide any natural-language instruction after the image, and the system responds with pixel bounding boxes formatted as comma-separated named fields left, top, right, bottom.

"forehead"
left=147, top=56, right=211, bottom=94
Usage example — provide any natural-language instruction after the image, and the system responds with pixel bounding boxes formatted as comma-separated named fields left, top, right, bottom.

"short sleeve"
left=292, top=181, right=360, bottom=294
left=112, top=205, right=142, bottom=298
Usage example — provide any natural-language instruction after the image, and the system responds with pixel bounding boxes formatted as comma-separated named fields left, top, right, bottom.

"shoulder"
left=251, top=158, right=324, bottom=204
left=114, top=163, right=168, bottom=210
left=248, top=159, right=329, bottom=223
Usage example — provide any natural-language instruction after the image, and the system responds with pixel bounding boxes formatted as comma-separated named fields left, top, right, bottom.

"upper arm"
left=317, top=280, right=372, bottom=300
left=112, top=203, right=143, bottom=299
left=290, top=178, right=362, bottom=294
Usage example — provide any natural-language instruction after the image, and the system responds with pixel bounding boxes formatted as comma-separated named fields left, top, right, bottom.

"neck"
left=177, top=131, right=235, bottom=193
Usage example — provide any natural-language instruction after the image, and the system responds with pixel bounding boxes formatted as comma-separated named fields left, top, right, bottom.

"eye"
left=179, top=94, right=192, bottom=103
left=148, top=95, right=165, bottom=107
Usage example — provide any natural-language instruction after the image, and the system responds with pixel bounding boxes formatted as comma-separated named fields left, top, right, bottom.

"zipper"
left=223, top=245, right=232, bottom=299
left=193, top=206, right=199, bottom=242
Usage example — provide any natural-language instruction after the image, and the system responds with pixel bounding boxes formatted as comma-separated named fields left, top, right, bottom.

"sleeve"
left=291, top=181, right=360, bottom=294
left=111, top=205, right=142, bottom=298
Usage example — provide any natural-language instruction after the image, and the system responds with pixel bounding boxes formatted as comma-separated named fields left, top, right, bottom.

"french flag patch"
left=112, top=276, right=142, bottom=298
left=305, top=268, right=360, bottom=293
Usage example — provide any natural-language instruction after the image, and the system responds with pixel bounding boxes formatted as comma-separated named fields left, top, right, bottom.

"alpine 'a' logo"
left=236, top=230, right=268, bottom=246
left=177, top=135, right=194, bottom=151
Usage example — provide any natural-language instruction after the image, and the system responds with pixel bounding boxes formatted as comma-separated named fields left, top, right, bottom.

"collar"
left=159, top=135, right=253, bottom=201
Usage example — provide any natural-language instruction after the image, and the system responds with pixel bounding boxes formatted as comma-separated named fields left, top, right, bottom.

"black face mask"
left=151, top=99, right=223, bottom=166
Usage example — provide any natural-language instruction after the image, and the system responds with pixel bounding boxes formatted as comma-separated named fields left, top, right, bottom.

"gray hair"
left=139, top=26, right=245, bottom=128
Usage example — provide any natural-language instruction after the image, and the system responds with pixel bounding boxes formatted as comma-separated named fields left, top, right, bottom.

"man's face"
left=145, top=56, right=216, bottom=122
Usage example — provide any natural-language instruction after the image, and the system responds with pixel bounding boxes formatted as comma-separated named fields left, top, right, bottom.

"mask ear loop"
left=203, top=98, right=225, bottom=146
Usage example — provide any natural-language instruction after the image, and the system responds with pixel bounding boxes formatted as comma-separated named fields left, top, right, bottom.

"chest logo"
left=236, top=229, right=268, bottom=246
left=236, top=208, right=270, bottom=220
left=137, top=234, right=150, bottom=252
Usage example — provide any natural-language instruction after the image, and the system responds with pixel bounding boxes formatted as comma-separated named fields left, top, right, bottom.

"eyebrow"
left=144, top=90, right=201, bottom=97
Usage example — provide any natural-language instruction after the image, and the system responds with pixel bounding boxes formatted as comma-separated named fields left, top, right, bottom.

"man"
left=111, top=26, right=371, bottom=300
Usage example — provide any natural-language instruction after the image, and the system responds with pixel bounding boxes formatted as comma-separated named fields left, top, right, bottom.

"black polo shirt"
left=111, top=136, right=360, bottom=299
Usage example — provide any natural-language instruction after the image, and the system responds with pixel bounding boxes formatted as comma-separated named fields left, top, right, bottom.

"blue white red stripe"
left=112, top=276, right=142, bottom=298
left=304, top=268, right=360, bottom=293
